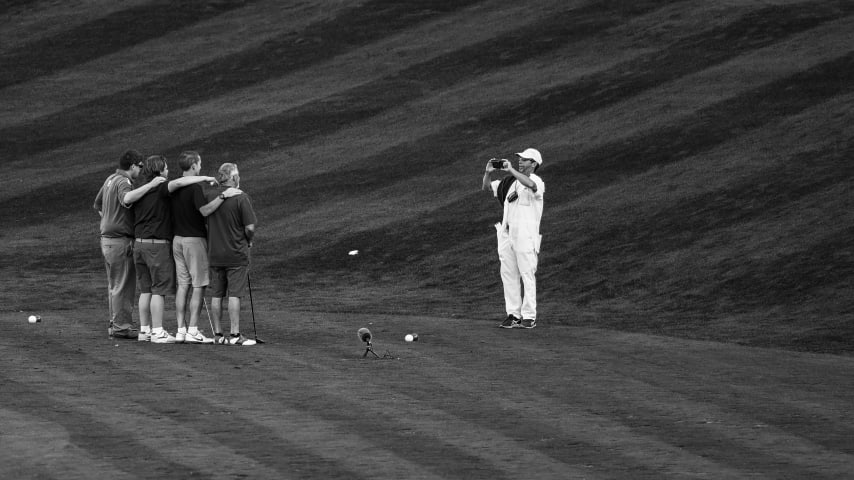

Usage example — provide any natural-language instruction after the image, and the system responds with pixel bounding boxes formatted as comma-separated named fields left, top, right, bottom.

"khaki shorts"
left=173, top=236, right=210, bottom=288
left=209, top=265, right=249, bottom=298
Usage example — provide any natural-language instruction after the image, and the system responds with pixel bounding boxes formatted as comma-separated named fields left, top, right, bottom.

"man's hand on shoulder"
left=222, top=187, right=243, bottom=198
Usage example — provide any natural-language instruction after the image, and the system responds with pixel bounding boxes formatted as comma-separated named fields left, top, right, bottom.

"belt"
left=135, top=238, right=170, bottom=244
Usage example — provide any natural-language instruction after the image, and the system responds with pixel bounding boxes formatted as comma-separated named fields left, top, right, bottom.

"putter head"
left=357, top=327, right=372, bottom=344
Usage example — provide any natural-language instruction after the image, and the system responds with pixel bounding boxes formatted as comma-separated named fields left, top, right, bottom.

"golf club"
left=107, top=292, right=113, bottom=338
left=247, top=273, right=265, bottom=344
left=202, top=297, right=222, bottom=345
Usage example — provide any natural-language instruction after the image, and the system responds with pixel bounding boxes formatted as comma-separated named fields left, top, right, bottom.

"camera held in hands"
left=490, top=159, right=506, bottom=169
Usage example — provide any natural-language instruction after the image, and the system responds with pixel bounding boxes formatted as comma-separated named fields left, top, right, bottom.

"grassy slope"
left=1, top=0, right=853, bottom=353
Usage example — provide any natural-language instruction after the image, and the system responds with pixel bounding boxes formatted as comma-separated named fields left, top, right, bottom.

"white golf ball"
left=405, top=334, right=414, bottom=342
left=28, top=315, right=40, bottom=324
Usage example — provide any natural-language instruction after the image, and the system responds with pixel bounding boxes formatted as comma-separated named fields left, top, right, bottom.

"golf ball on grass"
left=405, top=333, right=418, bottom=342
left=28, top=315, right=41, bottom=324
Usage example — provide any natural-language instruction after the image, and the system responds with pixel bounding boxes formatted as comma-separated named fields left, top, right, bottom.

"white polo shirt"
left=491, top=173, right=544, bottom=243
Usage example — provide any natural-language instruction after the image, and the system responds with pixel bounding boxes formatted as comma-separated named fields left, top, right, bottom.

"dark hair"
left=118, top=150, right=144, bottom=170
left=140, top=155, right=167, bottom=183
left=177, top=151, right=201, bottom=172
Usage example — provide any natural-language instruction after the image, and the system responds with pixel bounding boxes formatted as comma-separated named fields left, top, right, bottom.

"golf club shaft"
left=248, top=273, right=262, bottom=342
left=203, top=297, right=216, bottom=337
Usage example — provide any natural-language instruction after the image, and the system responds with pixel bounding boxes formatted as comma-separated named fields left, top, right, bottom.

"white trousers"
left=496, top=225, right=539, bottom=320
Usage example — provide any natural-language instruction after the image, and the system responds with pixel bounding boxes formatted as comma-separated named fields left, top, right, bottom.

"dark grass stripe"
left=190, top=350, right=655, bottom=479
left=174, top=0, right=677, bottom=158
left=570, top=142, right=854, bottom=269
left=714, top=221, right=854, bottom=308
left=4, top=3, right=852, bottom=262
left=2, top=0, right=844, bottom=161
left=0, top=0, right=484, bottom=158
left=2, top=338, right=354, bottom=477
left=0, top=375, right=204, bottom=478
left=287, top=383, right=662, bottom=478
left=186, top=0, right=854, bottom=166
left=547, top=52, right=854, bottom=202
left=552, top=110, right=854, bottom=312
left=561, top=141, right=854, bottom=336
left=146, top=399, right=369, bottom=479
left=0, top=0, right=255, bottom=89
left=241, top=0, right=854, bottom=205
left=146, top=348, right=525, bottom=479
left=6, top=27, right=853, bottom=267
left=461, top=0, right=854, bottom=163
left=0, top=0, right=678, bottom=226
left=604, top=404, right=844, bottom=479
left=0, top=0, right=40, bottom=16
left=264, top=51, right=854, bottom=275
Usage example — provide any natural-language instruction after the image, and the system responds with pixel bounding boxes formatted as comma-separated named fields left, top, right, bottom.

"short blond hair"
left=217, top=163, right=238, bottom=184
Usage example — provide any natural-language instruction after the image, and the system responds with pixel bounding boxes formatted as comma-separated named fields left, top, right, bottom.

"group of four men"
left=94, top=150, right=258, bottom=345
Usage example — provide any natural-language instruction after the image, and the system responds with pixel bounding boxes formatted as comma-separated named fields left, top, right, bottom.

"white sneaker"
left=175, top=331, right=187, bottom=343
left=138, top=331, right=151, bottom=342
left=228, top=335, right=256, bottom=346
left=151, top=330, right=176, bottom=344
left=184, top=330, right=214, bottom=344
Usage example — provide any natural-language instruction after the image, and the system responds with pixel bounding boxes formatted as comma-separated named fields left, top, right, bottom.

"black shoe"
left=520, top=319, right=536, bottom=329
left=109, top=323, right=139, bottom=339
left=499, top=315, right=520, bottom=328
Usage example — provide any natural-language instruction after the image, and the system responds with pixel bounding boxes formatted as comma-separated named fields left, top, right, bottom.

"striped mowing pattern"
left=1, top=1, right=853, bottom=477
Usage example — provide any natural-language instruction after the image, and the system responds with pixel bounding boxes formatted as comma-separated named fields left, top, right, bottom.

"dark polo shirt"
left=133, top=182, right=173, bottom=240
left=171, top=183, right=208, bottom=238
left=206, top=187, right=257, bottom=267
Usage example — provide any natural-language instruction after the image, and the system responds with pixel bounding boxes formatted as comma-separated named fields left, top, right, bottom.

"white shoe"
left=184, top=330, right=214, bottom=344
left=228, top=335, right=256, bottom=346
left=175, top=331, right=187, bottom=343
left=151, top=330, right=176, bottom=344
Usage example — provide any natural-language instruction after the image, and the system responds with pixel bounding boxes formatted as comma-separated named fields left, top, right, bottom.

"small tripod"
left=363, top=341, right=380, bottom=358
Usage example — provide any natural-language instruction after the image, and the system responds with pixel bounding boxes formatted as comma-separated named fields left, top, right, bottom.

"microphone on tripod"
left=358, top=328, right=379, bottom=358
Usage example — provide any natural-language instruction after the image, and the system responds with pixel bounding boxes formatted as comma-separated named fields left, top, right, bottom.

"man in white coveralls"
left=482, top=148, right=545, bottom=329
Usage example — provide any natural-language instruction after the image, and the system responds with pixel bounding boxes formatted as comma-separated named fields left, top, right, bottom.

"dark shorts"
left=209, top=265, right=249, bottom=298
left=133, top=241, right=175, bottom=295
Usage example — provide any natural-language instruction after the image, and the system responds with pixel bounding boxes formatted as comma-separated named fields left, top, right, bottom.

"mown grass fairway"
left=4, top=309, right=854, bottom=479
left=2, top=1, right=853, bottom=478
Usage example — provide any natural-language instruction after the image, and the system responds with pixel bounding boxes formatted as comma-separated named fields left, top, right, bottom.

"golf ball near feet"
left=28, top=315, right=41, bottom=324
left=405, top=333, right=418, bottom=342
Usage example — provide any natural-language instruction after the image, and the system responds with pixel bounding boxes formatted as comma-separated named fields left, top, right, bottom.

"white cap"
left=516, top=148, right=542, bottom=166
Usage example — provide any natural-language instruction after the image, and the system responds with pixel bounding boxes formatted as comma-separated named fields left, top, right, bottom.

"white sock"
left=153, top=327, right=163, bottom=334
left=188, top=327, right=199, bottom=334
left=140, top=326, right=150, bottom=333
left=177, top=327, right=187, bottom=334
